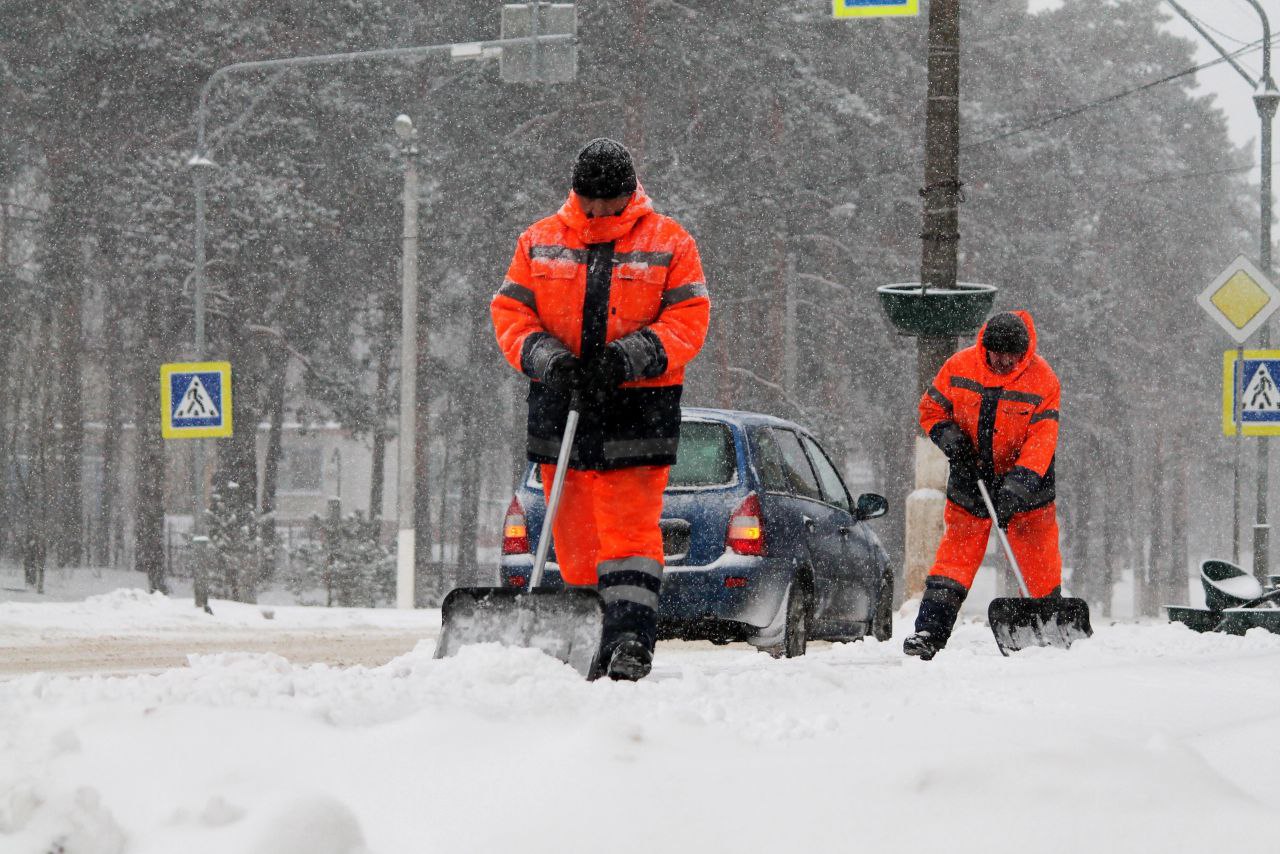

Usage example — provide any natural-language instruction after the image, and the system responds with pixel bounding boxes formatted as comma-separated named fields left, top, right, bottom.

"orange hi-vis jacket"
left=919, top=310, right=1060, bottom=517
left=492, top=186, right=711, bottom=470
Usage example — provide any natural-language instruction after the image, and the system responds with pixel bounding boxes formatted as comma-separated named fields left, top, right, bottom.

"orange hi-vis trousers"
left=540, top=464, right=669, bottom=586
left=932, top=500, right=1063, bottom=597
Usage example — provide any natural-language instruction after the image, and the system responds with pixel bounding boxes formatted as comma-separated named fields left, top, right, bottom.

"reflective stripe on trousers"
left=540, top=465, right=670, bottom=653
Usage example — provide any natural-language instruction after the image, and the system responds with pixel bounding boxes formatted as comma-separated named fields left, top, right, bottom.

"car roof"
left=681, top=406, right=811, bottom=435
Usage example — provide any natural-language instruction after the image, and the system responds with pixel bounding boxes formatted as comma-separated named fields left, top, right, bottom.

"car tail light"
left=724, top=576, right=748, bottom=589
left=501, top=496, right=530, bottom=555
left=727, top=493, right=765, bottom=556
left=506, top=575, right=528, bottom=588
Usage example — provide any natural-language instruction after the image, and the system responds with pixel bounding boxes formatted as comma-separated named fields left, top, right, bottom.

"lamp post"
left=186, top=151, right=216, bottom=610
left=186, top=20, right=578, bottom=610
left=1248, top=0, right=1279, bottom=585
left=394, top=114, right=420, bottom=610
left=1166, top=0, right=1278, bottom=583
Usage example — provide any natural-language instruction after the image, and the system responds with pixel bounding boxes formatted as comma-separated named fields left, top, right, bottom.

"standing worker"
left=905, top=311, right=1062, bottom=660
left=491, top=138, right=711, bottom=680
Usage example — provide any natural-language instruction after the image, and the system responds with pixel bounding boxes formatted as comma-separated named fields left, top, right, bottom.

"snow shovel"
left=435, top=392, right=604, bottom=678
left=978, top=479, right=1092, bottom=655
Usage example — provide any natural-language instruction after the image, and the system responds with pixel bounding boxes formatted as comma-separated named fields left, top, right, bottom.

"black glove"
left=940, top=435, right=979, bottom=490
left=582, top=343, right=630, bottom=392
left=993, top=484, right=1020, bottom=529
left=931, top=422, right=976, bottom=470
left=542, top=352, right=582, bottom=395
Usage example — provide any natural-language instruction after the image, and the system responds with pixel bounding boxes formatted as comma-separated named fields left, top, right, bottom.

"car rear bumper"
left=498, top=551, right=789, bottom=631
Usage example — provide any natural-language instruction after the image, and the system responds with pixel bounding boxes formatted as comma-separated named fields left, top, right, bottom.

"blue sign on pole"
left=833, top=0, right=919, bottom=18
left=161, top=361, right=233, bottom=439
left=1223, top=350, right=1280, bottom=436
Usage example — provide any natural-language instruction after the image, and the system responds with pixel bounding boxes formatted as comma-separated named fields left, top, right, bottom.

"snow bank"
left=0, top=589, right=440, bottom=643
left=3, top=608, right=1280, bottom=854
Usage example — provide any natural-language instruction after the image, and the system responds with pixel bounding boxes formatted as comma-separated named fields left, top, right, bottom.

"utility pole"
left=917, top=0, right=963, bottom=395
left=876, top=0, right=996, bottom=600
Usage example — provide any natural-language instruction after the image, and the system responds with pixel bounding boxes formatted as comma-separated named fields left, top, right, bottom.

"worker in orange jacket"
left=905, top=311, right=1062, bottom=660
left=491, top=139, right=711, bottom=680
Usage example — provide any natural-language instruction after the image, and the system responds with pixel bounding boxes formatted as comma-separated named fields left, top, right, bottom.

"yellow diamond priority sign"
left=1198, top=255, right=1280, bottom=343
left=833, top=0, right=919, bottom=18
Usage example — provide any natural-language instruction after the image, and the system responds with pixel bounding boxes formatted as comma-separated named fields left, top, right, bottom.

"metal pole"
left=1247, top=0, right=1277, bottom=584
left=1236, top=345, right=1245, bottom=566
left=1167, top=0, right=1275, bottom=580
left=396, top=119, right=420, bottom=609
left=190, top=152, right=212, bottom=611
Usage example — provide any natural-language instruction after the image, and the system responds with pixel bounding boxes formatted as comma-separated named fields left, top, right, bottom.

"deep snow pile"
left=2, top=596, right=1280, bottom=854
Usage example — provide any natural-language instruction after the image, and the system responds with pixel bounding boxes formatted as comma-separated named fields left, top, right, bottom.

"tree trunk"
left=213, top=304, right=260, bottom=603
left=1168, top=434, right=1189, bottom=607
left=43, top=172, right=86, bottom=568
left=624, top=0, right=648, bottom=167
left=413, top=260, right=433, bottom=603
left=368, top=290, right=395, bottom=524
left=1144, top=436, right=1166, bottom=618
left=96, top=272, right=123, bottom=568
left=455, top=281, right=491, bottom=588
left=133, top=298, right=167, bottom=595
left=435, top=395, right=455, bottom=596
left=259, top=350, right=288, bottom=579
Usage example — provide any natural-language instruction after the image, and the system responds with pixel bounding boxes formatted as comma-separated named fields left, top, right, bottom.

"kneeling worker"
left=491, top=139, right=711, bottom=680
left=905, top=311, right=1063, bottom=660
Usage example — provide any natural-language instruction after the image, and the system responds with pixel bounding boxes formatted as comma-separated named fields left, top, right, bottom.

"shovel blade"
left=988, top=596, right=1093, bottom=655
left=434, top=586, right=605, bottom=678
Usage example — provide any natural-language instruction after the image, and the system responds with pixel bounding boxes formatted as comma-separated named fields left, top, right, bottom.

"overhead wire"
left=842, top=32, right=1279, bottom=200
left=1184, top=9, right=1254, bottom=48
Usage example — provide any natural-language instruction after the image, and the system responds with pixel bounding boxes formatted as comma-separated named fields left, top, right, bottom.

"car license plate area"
left=661, top=519, right=691, bottom=562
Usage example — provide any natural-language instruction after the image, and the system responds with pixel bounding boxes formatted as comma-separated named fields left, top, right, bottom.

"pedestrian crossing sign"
left=161, top=361, right=233, bottom=439
left=1222, top=350, right=1280, bottom=436
left=833, top=0, right=918, bottom=18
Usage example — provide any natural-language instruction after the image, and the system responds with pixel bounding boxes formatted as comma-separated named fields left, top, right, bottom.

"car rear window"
left=526, top=420, right=736, bottom=488
left=670, top=421, right=736, bottom=487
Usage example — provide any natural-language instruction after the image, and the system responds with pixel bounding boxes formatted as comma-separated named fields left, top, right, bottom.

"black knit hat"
left=572, top=138, right=637, bottom=199
left=982, top=312, right=1029, bottom=355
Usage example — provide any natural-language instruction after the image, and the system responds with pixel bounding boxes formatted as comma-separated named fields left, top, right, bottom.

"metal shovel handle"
left=977, top=478, right=1031, bottom=598
left=529, top=391, right=581, bottom=589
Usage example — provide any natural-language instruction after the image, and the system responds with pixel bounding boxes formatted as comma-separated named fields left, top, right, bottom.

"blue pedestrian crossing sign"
left=1222, top=350, right=1280, bottom=436
left=833, top=0, right=919, bottom=18
left=161, top=361, right=233, bottom=439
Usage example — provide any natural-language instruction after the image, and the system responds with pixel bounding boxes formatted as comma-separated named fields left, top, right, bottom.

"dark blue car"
left=498, top=408, right=893, bottom=657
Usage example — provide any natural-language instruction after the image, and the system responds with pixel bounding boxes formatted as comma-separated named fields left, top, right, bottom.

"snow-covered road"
left=3, top=590, right=1280, bottom=854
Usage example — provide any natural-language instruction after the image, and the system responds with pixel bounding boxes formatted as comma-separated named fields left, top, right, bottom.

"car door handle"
left=802, top=516, right=816, bottom=533
left=838, top=525, right=852, bottom=536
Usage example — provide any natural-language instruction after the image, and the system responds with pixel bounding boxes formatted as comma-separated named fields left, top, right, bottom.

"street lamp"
left=186, top=16, right=578, bottom=610
left=393, top=114, right=420, bottom=610
left=186, top=150, right=217, bottom=611
left=1168, top=0, right=1278, bottom=582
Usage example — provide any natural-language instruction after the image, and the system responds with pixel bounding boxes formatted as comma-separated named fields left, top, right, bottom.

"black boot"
left=604, top=634, right=653, bottom=681
left=590, top=557, right=663, bottom=681
left=903, top=576, right=968, bottom=660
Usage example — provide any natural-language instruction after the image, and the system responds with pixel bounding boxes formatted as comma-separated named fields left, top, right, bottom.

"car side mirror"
left=854, top=493, right=889, bottom=521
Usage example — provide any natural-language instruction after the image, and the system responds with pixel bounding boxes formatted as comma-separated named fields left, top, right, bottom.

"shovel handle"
left=529, top=391, right=581, bottom=589
left=977, top=479, right=1031, bottom=599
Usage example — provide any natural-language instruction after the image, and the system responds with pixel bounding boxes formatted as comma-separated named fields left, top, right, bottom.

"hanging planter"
left=876, top=282, right=998, bottom=338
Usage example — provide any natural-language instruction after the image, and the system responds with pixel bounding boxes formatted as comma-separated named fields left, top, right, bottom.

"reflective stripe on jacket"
left=491, top=186, right=711, bottom=470
left=919, top=310, right=1060, bottom=516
